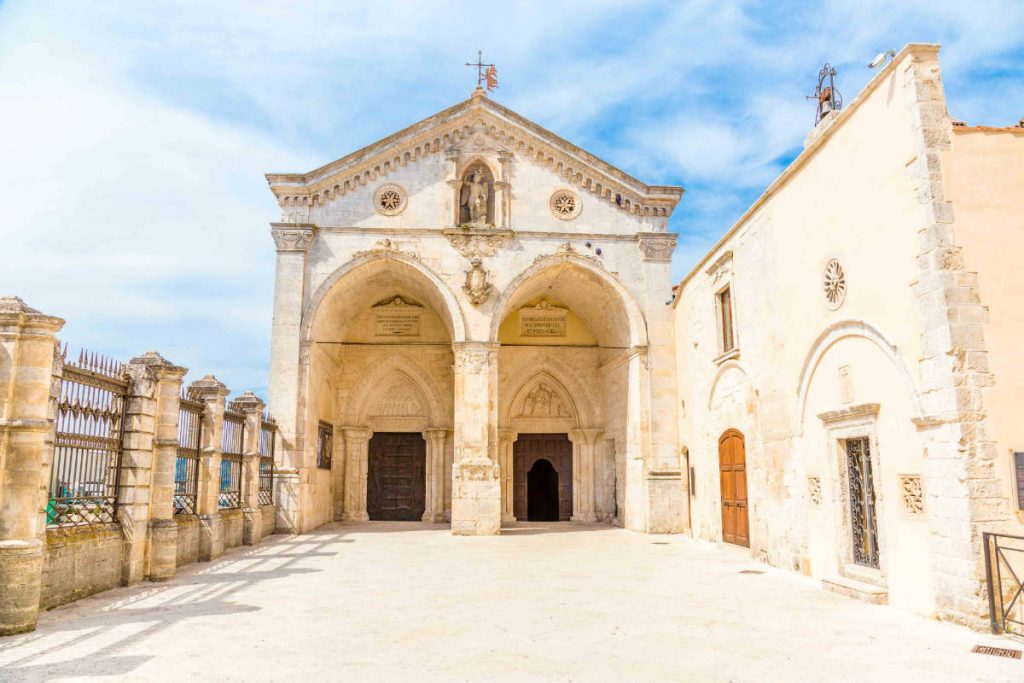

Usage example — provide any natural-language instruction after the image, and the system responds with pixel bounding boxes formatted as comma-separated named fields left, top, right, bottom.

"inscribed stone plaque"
left=519, top=301, right=567, bottom=337
left=374, top=297, right=422, bottom=337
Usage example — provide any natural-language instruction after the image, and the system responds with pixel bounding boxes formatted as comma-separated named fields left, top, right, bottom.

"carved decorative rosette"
left=637, top=232, right=677, bottom=262
left=271, top=226, right=315, bottom=252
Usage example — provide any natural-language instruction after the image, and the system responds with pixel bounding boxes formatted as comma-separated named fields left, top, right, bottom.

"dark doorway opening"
left=513, top=433, right=573, bottom=521
left=527, top=458, right=560, bottom=521
left=367, top=432, right=426, bottom=521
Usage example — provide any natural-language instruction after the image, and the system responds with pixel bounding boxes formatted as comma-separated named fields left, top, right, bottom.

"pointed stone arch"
left=505, top=370, right=581, bottom=432
left=344, top=354, right=451, bottom=430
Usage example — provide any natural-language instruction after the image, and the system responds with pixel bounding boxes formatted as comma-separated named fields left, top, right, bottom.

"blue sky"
left=2, top=1, right=1022, bottom=397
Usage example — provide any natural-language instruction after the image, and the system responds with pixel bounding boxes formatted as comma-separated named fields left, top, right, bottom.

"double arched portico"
left=268, top=230, right=678, bottom=536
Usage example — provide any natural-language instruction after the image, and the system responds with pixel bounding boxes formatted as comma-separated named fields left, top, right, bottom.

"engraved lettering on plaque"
left=373, top=296, right=422, bottom=337
left=519, top=300, right=567, bottom=337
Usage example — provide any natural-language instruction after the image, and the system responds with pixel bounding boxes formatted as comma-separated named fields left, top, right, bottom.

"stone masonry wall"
left=176, top=516, right=200, bottom=568
left=40, top=525, right=122, bottom=610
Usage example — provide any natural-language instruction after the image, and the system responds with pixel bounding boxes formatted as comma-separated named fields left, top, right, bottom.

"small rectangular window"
left=317, top=421, right=333, bottom=470
left=717, top=286, right=735, bottom=353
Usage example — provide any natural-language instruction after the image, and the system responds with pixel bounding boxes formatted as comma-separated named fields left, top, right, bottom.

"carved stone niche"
left=459, top=162, right=496, bottom=228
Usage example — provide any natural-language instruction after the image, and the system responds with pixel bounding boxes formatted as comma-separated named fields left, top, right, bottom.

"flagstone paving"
left=0, top=522, right=1020, bottom=682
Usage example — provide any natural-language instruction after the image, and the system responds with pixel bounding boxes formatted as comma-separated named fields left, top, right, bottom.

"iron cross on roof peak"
left=465, top=50, right=498, bottom=94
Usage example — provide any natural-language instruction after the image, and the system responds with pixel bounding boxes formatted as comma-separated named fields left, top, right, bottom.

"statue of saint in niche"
left=459, top=166, right=493, bottom=227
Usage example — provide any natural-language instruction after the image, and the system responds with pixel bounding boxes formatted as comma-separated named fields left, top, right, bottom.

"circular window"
left=550, top=189, right=581, bottom=220
left=823, top=258, right=847, bottom=309
left=374, top=184, right=407, bottom=216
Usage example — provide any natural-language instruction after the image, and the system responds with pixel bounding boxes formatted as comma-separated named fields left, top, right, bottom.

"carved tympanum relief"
left=518, top=382, right=570, bottom=418
left=368, top=376, right=425, bottom=418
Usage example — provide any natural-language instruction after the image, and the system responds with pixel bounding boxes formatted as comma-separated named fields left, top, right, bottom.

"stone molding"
left=129, top=351, right=186, bottom=380
left=816, top=402, right=880, bottom=428
left=0, top=295, right=65, bottom=334
left=533, top=241, right=604, bottom=270
left=637, top=232, right=677, bottom=262
left=442, top=227, right=514, bottom=257
left=352, top=237, right=420, bottom=261
left=270, top=225, right=315, bottom=252
left=705, top=250, right=734, bottom=282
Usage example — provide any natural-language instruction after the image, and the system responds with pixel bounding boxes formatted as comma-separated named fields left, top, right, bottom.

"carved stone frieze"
left=518, top=382, right=570, bottom=418
left=352, top=238, right=419, bottom=261
left=637, top=232, right=677, bottom=262
left=705, top=250, right=734, bottom=282
left=271, top=226, right=314, bottom=252
left=443, top=228, right=514, bottom=258
left=453, top=345, right=493, bottom=374
left=533, top=241, right=604, bottom=269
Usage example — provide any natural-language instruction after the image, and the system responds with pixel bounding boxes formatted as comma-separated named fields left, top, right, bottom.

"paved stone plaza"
left=0, top=523, right=1020, bottom=682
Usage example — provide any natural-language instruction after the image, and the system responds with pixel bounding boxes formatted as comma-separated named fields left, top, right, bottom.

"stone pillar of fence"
left=126, top=352, right=187, bottom=583
left=119, top=352, right=186, bottom=584
left=0, top=297, right=64, bottom=635
left=232, top=391, right=265, bottom=546
left=190, top=375, right=229, bottom=562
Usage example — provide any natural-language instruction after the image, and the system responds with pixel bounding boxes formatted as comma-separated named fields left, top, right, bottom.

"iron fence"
left=218, top=405, right=244, bottom=509
left=259, top=413, right=276, bottom=506
left=984, top=531, right=1024, bottom=636
left=174, top=389, right=204, bottom=515
left=48, top=349, right=127, bottom=527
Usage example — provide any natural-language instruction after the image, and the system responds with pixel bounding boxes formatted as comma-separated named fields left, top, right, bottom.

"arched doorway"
left=367, top=432, right=426, bottom=521
left=527, top=459, right=560, bottom=521
left=514, top=433, right=573, bottom=521
left=719, top=429, right=749, bottom=547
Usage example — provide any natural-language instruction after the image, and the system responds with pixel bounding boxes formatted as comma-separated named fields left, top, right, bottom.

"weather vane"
left=465, top=50, right=498, bottom=93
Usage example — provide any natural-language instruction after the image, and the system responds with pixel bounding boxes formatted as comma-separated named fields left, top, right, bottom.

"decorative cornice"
left=271, top=224, right=315, bottom=252
left=443, top=227, right=514, bottom=258
left=818, top=402, right=880, bottom=427
left=266, top=97, right=683, bottom=219
left=0, top=296, right=65, bottom=332
left=705, top=250, right=734, bottom=281
left=637, top=232, right=677, bottom=262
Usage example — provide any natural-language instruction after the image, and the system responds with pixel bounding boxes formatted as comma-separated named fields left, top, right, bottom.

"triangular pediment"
left=266, top=92, right=683, bottom=218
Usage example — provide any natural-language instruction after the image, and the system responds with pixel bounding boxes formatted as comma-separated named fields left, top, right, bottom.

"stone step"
left=823, top=575, right=888, bottom=605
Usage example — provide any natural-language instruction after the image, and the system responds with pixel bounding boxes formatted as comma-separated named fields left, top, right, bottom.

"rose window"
left=374, top=184, right=407, bottom=216
left=823, top=258, right=847, bottom=309
left=550, top=190, right=581, bottom=220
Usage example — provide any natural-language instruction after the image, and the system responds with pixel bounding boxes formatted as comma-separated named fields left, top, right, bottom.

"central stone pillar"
left=450, top=343, right=500, bottom=535
left=422, top=429, right=447, bottom=523
left=569, top=429, right=602, bottom=524
left=498, top=429, right=517, bottom=525
left=341, top=428, right=371, bottom=521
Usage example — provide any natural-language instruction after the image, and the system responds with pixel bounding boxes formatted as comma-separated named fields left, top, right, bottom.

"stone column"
left=445, top=149, right=462, bottom=226
left=190, top=375, right=229, bottom=561
left=267, top=224, right=314, bottom=534
left=569, top=429, right=602, bottom=524
left=496, top=150, right=513, bottom=229
left=0, top=297, right=63, bottom=636
left=232, top=392, right=265, bottom=546
left=621, top=346, right=651, bottom=532
left=125, top=352, right=187, bottom=583
left=637, top=233, right=686, bottom=534
left=451, top=343, right=500, bottom=536
left=332, top=426, right=346, bottom=521
left=341, top=428, right=371, bottom=521
left=498, top=429, right=517, bottom=524
left=422, top=429, right=447, bottom=523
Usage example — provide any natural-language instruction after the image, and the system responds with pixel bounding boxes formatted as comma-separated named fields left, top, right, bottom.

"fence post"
left=190, top=375, right=229, bottom=562
left=0, top=297, right=64, bottom=635
left=125, top=352, right=186, bottom=582
left=233, top=392, right=265, bottom=545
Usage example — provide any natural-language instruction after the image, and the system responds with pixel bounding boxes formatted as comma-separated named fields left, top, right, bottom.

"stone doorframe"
left=816, top=403, right=888, bottom=588
left=340, top=427, right=449, bottom=523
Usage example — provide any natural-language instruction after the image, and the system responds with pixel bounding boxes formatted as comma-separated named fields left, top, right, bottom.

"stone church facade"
left=266, top=88, right=685, bottom=537
left=264, top=43, right=1023, bottom=626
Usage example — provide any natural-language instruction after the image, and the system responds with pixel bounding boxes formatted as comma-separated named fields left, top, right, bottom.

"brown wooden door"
left=513, top=434, right=573, bottom=521
left=719, top=429, right=749, bottom=547
left=367, top=432, right=426, bottom=521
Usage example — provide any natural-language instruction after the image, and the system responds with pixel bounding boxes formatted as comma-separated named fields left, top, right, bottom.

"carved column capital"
left=270, top=224, right=315, bottom=252
left=341, top=427, right=373, bottom=444
left=569, top=429, right=603, bottom=447
left=637, top=232, right=678, bottom=262
left=452, top=343, right=497, bottom=374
